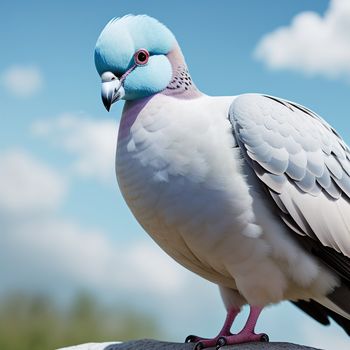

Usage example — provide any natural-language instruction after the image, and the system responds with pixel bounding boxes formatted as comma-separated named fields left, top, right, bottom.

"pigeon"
left=94, top=15, right=350, bottom=349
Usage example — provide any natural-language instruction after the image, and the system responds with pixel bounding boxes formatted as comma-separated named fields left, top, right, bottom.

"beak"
left=101, top=77, right=125, bottom=112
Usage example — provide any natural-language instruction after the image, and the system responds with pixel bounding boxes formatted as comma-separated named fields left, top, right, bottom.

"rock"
left=57, top=339, right=323, bottom=350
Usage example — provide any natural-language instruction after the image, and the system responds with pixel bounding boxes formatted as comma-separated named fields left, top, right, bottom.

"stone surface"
left=57, top=339, right=323, bottom=350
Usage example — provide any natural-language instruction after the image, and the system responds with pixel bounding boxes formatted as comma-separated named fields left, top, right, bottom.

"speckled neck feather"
left=118, top=44, right=202, bottom=141
left=163, top=44, right=203, bottom=99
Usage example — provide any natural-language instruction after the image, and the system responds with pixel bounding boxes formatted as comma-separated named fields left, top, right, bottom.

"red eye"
left=134, top=49, right=149, bottom=65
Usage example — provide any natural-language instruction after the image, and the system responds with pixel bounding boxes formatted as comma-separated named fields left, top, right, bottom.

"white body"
left=116, top=94, right=338, bottom=309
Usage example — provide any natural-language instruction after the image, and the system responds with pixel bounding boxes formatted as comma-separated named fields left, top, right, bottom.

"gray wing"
left=229, top=93, right=350, bottom=262
left=230, top=93, right=350, bottom=332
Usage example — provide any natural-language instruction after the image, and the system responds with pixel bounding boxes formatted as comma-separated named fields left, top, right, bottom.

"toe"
left=259, top=333, right=269, bottom=342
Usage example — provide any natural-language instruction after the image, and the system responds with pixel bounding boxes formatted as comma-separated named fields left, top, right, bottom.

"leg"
left=216, top=306, right=269, bottom=348
left=185, top=307, right=240, bottom=350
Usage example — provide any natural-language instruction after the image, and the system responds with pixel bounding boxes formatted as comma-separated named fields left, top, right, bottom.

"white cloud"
left=0, top=147, right=190, bottom=309
left=0, top=217, right=188, bottom=298
left=32, top=113, right=118, bottom=183
left=0, top=148, right=187, bottom=299
left=255, top=0, right=350, bottom=79
left=0, top=149, right=67, bottom=214
left=1, top=65, right=43, bottom=97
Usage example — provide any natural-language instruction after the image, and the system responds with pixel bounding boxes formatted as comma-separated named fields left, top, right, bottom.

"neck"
left=119, top=44, right=202, bottom=140
left=162, top=44, right=203, bottom=99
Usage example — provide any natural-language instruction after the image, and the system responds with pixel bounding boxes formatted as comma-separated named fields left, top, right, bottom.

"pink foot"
left=185, top=336, right=218, bottom=350
left=185, top=308, right=238, bottom=349
left=185, top=306, right=269, bottom=349
left=216, top=331, right=269, bottom=348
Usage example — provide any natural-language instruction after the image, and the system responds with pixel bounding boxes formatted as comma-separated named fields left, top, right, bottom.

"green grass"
left=0, top=292, right=162, bottom=350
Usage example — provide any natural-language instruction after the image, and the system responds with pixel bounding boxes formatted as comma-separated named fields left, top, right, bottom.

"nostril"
left=101, top=71, right=120, bottom=83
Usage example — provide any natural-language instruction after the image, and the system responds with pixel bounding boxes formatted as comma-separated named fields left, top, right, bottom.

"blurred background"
left=0, top=0, right=349, bottom=349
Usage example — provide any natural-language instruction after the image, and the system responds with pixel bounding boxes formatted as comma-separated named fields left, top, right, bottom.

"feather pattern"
left=229, top=94, right=350, bottom=259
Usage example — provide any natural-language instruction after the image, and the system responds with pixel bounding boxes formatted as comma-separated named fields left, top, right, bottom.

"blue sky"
left=1, top=0, right=350, bottom=349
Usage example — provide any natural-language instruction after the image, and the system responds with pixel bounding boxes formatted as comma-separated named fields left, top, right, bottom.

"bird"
left=94, top=14, right=350, bottom=349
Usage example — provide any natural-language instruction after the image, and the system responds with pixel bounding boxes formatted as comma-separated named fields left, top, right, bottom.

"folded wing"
left=229, top=94, right=350, bottom=332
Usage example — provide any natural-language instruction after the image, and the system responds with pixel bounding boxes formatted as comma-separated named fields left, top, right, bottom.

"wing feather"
left=229, top=94, right=350, bottom=260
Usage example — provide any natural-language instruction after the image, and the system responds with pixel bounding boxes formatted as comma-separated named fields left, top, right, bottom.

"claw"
left=185, top=335, right=197, bottom=343
left=216, top=336, right=227, bottom=349
left=260, top=333, right=269, bottom=342
left=194, top=341, right=204, bottom=350
left=184, top=307, right=267, bottom=349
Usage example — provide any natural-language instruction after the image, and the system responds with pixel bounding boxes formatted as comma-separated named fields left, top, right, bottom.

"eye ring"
left=134, top=49, right=150, bottom=66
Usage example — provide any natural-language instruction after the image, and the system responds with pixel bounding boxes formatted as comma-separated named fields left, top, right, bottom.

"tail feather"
left=292, top=298, right=350, bottom=336
left=326, top=283, right=350, bottom=317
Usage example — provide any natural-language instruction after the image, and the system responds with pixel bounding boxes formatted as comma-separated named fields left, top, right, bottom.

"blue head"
left=94, top=15, right=176, bottom=110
